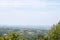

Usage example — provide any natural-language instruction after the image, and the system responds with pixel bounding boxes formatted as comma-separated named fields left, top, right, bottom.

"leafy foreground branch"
left=0, top=22, right=60, bottom=40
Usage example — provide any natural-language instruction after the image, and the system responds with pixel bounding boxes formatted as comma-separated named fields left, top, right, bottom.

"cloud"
left=0, top=0, right=60, bottom=8
left=0, top=10, right=60, bottom=25
left=0, top=1, right=30, bottom=6
left=0, top=11, right=49, bottom=25
left=0, top=0, right=60, bottom=25
left=32, top=1, right=47, bottom=8
left=47, top=2, right=60, bottom=6
left=0, top=0, right=47, bottom=8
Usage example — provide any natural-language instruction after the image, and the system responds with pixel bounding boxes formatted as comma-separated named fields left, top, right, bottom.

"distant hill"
left=0, top=25, right=51, bottom=30
left=19, top=25, right=51, bottom=30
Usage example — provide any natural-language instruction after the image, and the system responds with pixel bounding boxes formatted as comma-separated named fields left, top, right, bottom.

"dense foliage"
left=47, top=22, right=60, bottom=40
left=0, top=32, right=19, bottom=40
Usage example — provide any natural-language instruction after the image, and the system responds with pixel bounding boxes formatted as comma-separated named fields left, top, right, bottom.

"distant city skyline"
left=0, top=0, right=60, bottom=26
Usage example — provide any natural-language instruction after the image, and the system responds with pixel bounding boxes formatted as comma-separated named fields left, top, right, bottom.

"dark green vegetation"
left=0, top=21, right=60, bottom=40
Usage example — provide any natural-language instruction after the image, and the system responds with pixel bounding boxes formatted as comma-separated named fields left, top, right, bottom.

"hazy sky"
left=0, top=0, right=60, bottom=26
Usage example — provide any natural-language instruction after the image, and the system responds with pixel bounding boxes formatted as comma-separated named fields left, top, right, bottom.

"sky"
left=0, top=0, right=60, bottom=26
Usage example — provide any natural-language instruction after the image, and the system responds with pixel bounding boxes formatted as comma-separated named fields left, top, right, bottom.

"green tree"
left=37, top=34, right=44, bottom=40
left=4, top=32, right=19, bottom=40
left=0, top=37, right=4, bottom=40
left=47, top=21, right=60, bottom=40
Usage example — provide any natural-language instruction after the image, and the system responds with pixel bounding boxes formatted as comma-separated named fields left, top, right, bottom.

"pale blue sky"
left=0, top=0, right=60, bottom=26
